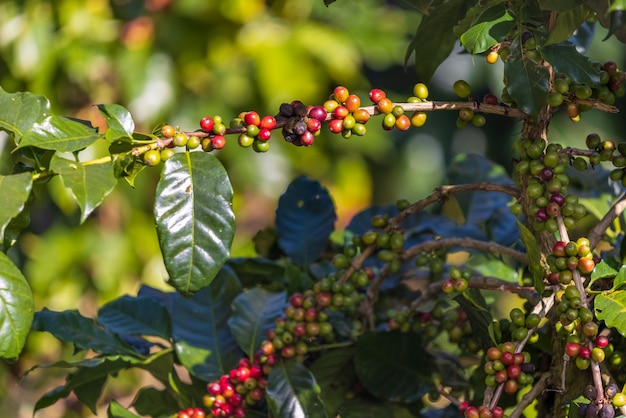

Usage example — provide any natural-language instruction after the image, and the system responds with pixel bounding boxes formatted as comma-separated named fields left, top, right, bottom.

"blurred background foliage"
left=0, top=0, right=625, bottom=416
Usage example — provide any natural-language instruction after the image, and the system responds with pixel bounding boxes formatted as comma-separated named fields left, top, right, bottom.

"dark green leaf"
left=458, top=5, right=514, bottom=54
left=355, top=331, right=434, bottom=403
left=2, top=197, right=31, bottom=252
left=539, top=0, right=584, bottom=11
left=339, top=399, right=417, bottom=418
left=171, top=267, right=243, bottom=381
left=155, top=152, right=235, bottom=293
left=323, top=0, right=336, bottom=5
left=0, top=251, right=34, bottom=361
left=595, top=290, right=626, bottom=337
left=132, top=387, right=180, bottom=417
left=50, top=155, right=117, bottom=223
left=504, top=45, right=550, bottom=119
left=18, top=115, right=101, bottom=152
left=275, top=176, right=336, bottom=266
left=31, top=309, right=139, bottom=356
left=545, top=5, right=589, bottom=45
left=74, top=375, right=107, bottom=413
left=0, top=172, right=32, bottom=246
left=228, top=288, right=287, bottom=357
left=98, top=104, right=135, bottom=142
left=309, top=348, right=357, bottom=415
left=97, top=295, right=171, bottom=340
left=403, top=0, right=434, bottom=14
left=108, top=400, right=142, bottom=418
left=0, top=87, right=51, bottom=143
left=516, top=219, right=544, bottom=294
left=540, top=42, right=600, bottom=86
left=454, top=289, right=496, bottom=348
left=406, top=0, right=468, bottom=81
left=266, top=359, right=328, bottom=418
left=226, top=257, right=286, bottom=288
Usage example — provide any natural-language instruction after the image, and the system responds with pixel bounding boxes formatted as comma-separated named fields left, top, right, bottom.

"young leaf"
left=97, top=295, right=171, bottom=340
left=504, top=45, right=550, bottom=119
left=275, top=176, right=336, bottom=266
left=98, top=104, right=135, bottom=142
left=170, top=266, right=243, bottom=381
left=459, top=5, right=514, bottom=54
left=595, top=291, right=626, bottom=337
left=50, top=155, right=117, bottom=223
left=108, top=400, right=142, bottom=418
left=0, top=172, right=32, bottom=245
left=18, top=115, right=101, bottom=152
left=0, top=251, right=34, bottom=361
left=0, top=87, right=52, bottom=143
left=155, top=152, right=235, bottom=293
left=355, top=331, right=434, bottom=403
left=228, top=288, right=287, bottom=357
left=266, top=359, right=328, bottom=418
left=516, top=219, right=544, bottom=294
left=540, top=42, right=600, bottom=86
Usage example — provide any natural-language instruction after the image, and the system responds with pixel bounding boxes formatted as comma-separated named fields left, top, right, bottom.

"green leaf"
left=339, top=399, right=417, bottom=418
left=227, top=257, right=286, bottom=288
left=403, top=0, right=434, bottom=14
left=0, top=87, right=52, bottom=143
left=31, top=309, right=139, bottom=357
left=406, top=0, right=468, bottom=81
left=355, top=331, right=434, bottom=403
left=613, top=266, right=626, bottom=289
left=0, top=172, right=32, bottom=246
left=466, top=253, right=518, bottom=282
left=504, top=45, right=550, bottom=119
left=459, top=5, right=514, bottom=54
left=154, top=152, right=235, bottom=294
left=595, top=290, right=626, bottom=337
left=228, top=288, right=287, bottom=358
left=97, top=295, right=171, bottom=340
left=454, top=290, right=496, bottom=348
left=132, top=387, right=180, bottom=417
left=540, top=42, right=600, bottom=86
left=0, top=251, right=34, bottom=361
left=610, top=0, right=626, bottom=12
left=539, top=0, right=584, bottom=11
left=516, top=219, right=544, bottom=294
left=50, top=155, right=117, bottom=223
left=171, top=267, right=243, bottom=381
left=98, top=104, right=135, bottom=142
left=603, top=9, right=626, bottom=41
left=2, top=198, right=31, bottom=252
left=266, top=360, right=328, bottom=418
left=309, top=348, right=357, bottom=414
left=590, top=259, right=619, bottom=286
left=18, top=115, right=101, bottom=152
left=545, top=5, right=589, bottom=45
left=108, top=400, right=142, bottom=418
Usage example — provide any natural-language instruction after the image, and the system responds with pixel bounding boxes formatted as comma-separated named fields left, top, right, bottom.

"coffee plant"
left=4, top=0, right=626, bottom=417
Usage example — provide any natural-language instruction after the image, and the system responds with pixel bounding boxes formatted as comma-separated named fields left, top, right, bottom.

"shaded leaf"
left=339, top=399, right=416, bottom=418
left=132, top=387, right=180, bottom=417
left=97, top=295, right=171, bottom=340
left=517, top=219, right=544, bottom=294
left=228, top=288, right=287, bottom=358
left=0, top=87, right=51, bottom=143
left=0, top=251, right=34, bottom=361
left=458, top=4, right=514, bottom=54
left=309, top=348, right=357, bottom=415
left=403, top=0, right=433, bottom=14
left=276, top=176, right=336, bottom=266
left=50, top=155, right=117, bottom=223
left=504, top=44, right=550, bottom=119
left=454, top=290, right=495, bottom=348
left=171, top=266, right=243, bottom=381
left=98, top=104, right=135, bottom=142
left=155, top=152, right=235, bottom=293
left=603, top=9, right=626, bottom=41
left=19, top=115, right=101, bottom=152
left=540, top=42, right=600, bottom=86
left=0, top=172, right=32, bottom=245
left=266, top=360, right=327, bottom=418
left=539, top=0, right=584, bottom=11
left=595, top=290, right=626, bottom=337
left=545, top=5, right=589, bottom=45
left=226, top=257, right=286, bottom=288
left=355, top=331, right=434, bottom=403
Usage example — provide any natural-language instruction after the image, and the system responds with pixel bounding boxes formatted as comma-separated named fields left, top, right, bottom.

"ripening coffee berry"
left=143, top=149, right=161, bottom=166
left=161, top=124, right=176, bottom=138
left=453, top=80, right=472, bottom=98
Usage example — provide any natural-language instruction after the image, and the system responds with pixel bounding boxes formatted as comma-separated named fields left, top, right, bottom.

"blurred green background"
left=0, top=0, right=625, bottom=416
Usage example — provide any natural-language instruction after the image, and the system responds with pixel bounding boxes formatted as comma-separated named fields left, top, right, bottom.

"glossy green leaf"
left=228, top=287, right=287, bottom=358
left=97, top=295, right=171, bottom=340
left=545, top=5, right=589, bottom=45
left=454, top=290, right=495, bottom=348
left=516, top=219, right=544, bottom=294
left=590, top=260, right=619, bottom=286
left=466, top=254, right=518, bottom=282
left=459, top=5, right=514, bottom=54
left=266, top=359, right=327, bottom=418
left=0, top=87, right=51, bottom=143
left=50, top=155, right=117, bottom=223
left=19, top=115, right=101, bottom=152
left=132, top=387, right=180, bottom=417
left=171, top=267, right=243, bottom=381
left=540, top=42, right=600, bottom=86
left=154, top=152, right=235, bottom=293
left=0, top=172, right=32, bottom=246
left=355, top=331, right=434, bottom=403
left=595, top=290, right=626, bottom=337
left=108, top=400, right=142, bottom=418
left=2, top=199, right=31, bottom=252
left=539, top=0, right=584, bottom=11
left=98, top=104, right=135, bottom=142
left=31, top=309, right=139, bottom=357
left=0, top=251, right=34, bottom=361
left=504, top=46, right=550, bottom=119
left=406, top=0, right=467, bottom=81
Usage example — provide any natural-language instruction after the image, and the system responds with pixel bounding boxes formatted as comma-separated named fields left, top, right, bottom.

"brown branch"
left=588, top=193, right=626, bottom=249
left=509, top=372, right=552, bottom=418
left=402, top=237, right=529, bottom=265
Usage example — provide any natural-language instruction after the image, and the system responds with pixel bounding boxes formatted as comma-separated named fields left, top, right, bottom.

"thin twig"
left=588, top=193, right=626, bottom=249
left=509, top=372, right=552, bottom=418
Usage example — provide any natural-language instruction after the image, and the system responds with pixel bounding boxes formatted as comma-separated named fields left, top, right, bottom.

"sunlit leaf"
left=0, top=172, right=32, bottom=246
left=0, top=87, right=51, bottom=143
left=266, top=360, right=328, bottom=418
left=19, top=115, right=101, bottom=152
left=458, top=5, right=514, bottom=54
left=155, top=152, right=235, bottom=293
left=0, top=251, right=34, bottom=361
left=516, top=219, right=544, bottom=294
left=50, top=155, right=117, bottom=223
left=595, top=290, right=626, bottom=337
left=108, top=400, right=142, bottom=418
left=98, top=104, right=135, bottom=142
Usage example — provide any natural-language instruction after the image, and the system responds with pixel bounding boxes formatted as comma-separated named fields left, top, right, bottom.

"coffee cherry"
left=333, top=86, right=350, bottom=103
left=143, top=149, right=161, bottom=166
left=413, top=83, right=429, bottom=99
left=486, top=50, right=499, bottom=64
left=453, top=79, right=472, bottom=98
left=345, top=94, right=361, bottom=112
left=369, top=88, right=386, bottom=104
left=161, top=124, right=176, bottom=138
left=596, top=335, right=609, bottom=348
left=613, top=392, right=626, bottom=407
left=199, top=117, right=214, bottom=133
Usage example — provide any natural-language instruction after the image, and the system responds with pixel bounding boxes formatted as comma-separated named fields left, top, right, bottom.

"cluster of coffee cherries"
left=441, top=266, right=472, bottom=294
left=276, top=101, right=323, bottom=147
left=350, top=214, right=407, bottom=274
left=414, top=249, right=447, bottom=281
left=409, top=303, right=479, bottom=351
left=142, top=124, right=196, bottom=165
left=177, top=407, right=206, bottom=418
left=513, top=139, right=587, bottom=232
left=483, top=342, right=535, bottom=395
left=451, top=79, right=488, bottom=128
left=507, top=307, right=541, bottom=343
left=369, top=84, right=429, bottom=131
left=461, top=403, right=505, bottom=418
left=547, top=238, right=596, bottom=286
left=578, top=383, right=623, bottom=417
